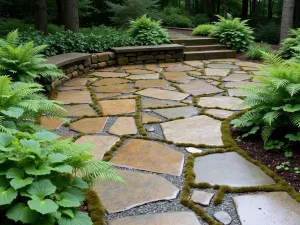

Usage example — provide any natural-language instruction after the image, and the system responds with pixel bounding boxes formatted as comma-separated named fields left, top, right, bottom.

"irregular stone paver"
left=227, top=88, right=249, bottom=97
left=121, top=65, right=141, bottom=70
left=75, top=135, right=119, bottom=159
left=164, top=72, right=195, bottom=83
left=213, top=211, right=232, bottom=225
left=161, top=116, right=223, bottom=146
left=159, top=62, right=180, bottom=67
left=90, top=72, right=128, bottom=78
left=137, top=88, right=189, bottom=101
left=135, top=80, right=168, bottom=88
left=166, top=65, right=195, bottom=71
left=145, top=64, right=163, bottom=72
left=63, top=77, right=96, bottom=86
left=64, top=104, right=96, bottom=117
left=92, top=78, right=129, bottom=86
left=251, top=71, right=268, bottom=76
left=93, top=83, right=135, bottom=93
left=205, top=68, right=230, bottom=77
left=142, top=114, right=162, bottom=123
left=235, top=61, right=263, bottom=68
left=185, top=147, right=203, bottom=154
left=107, top=212, right=202, bottom=225
left=98, top=67, right=117, bottom=72
left=57, top=86, right=87, bottom=91
left=198, top=96, right=244, bottom=110
left=127, top=73, right=159, bottom=80
left=194, top=152, right=276, bottom=186
left=99, top=99, right=136, bottom=115
left=189, top=71, right=202, bottom=76
left=191, top=190, right=214, bottom=206
left=223, top=74, right=250, bottom=81
left=207, top=63, right=239, bottom=69
left=40, top=117, right=64, bottom=130
left=224, top=81, right=260, bottom=88
left=178, top=80, right=223, bottom=95
left=96, top=93, right=120, bottom=99
left=127, top=69, right=154, bottom=74
left=93, top=169, right=179, bottom=213
left=70, top=117, right=108, bottom=133
left=185, top=61, right=203, bottom=67
left=111, top=139, right=184, bottom=176
left=142, top=99, right=186, bottom=108
left=108, top=117, right=137, bottom=135
left=205, top=109, right=235, bottom=119
left=153, top=106, right=198, bottom=119
left=242, top=66, right=259, bottom=71
left=56, top=91, right=92, bottom=104
left=233, top=192, right=300, bottom=225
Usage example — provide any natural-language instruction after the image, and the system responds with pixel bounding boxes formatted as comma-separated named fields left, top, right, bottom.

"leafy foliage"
left=280, top=28, right=300, bottom=59
left=254, top=22, right=280, bottom=44
left=161, top=7, right=192, bottom=28
left=190, top=13, right=210, bottom=27
left=0, top=18, right=32, bottom=36
left=210, top=14, right=254, bottom=52
left=128, top=15, right=170, bottom=46
left=246, top=43, right=273, bottom=60
left=192, top=24, right=215, bottom=36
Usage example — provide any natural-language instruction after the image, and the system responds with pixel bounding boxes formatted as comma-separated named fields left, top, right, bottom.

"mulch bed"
left=231, top=128, right=300, bottom=192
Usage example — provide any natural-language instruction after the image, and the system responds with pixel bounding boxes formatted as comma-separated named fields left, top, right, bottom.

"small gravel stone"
left=213, top=211, right=232, bottom=225
left=146, top=126, right=155, bottom=132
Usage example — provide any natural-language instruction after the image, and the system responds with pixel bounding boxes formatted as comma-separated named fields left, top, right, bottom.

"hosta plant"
left=280, top=28, right=300, bottom=59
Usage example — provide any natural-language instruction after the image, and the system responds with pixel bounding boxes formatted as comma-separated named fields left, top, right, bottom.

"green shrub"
left=191, top=13, right=210, bottom=27
left=0, top=18, right=32, bottom=36
left=246, top=43, right=272, bottom=60
left=128, top=15, right=170, bottom=45
left=210, top=14, right=254, bottom=52
left=48, top=24, right=64, bottom=33
left=192, top=24, right=215, bottom=36
left=254, top=22, right=280, bottom=44
left=280, top=29, right=300, bottom=59
left=231, top=53, right=300, bottom=145
left=161, top=7, right=192, bottom=28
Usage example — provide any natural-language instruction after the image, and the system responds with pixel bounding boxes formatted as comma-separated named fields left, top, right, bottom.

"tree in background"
left=63, top=0, right=80, bottom=32
left=280, top=0, right=295, bottom=40
left=32, top=0, right=48, bottom=34
left=185, top=0, right=191, bottom=12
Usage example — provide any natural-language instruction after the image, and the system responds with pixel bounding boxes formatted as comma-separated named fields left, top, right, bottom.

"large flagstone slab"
left=137, top=88, right=189, bottom=101
left=205, top=68, right=230, bottom=77
left=92, top=78, right=129, bottom=86
left=108, top=117, right=137, bottom=135
left=63, top=77, right=96, bottom=86
left=90, top=72, right=128, bottom=78
left=127, top=69, right=153, bottom=74
left=224, top=81, right=261, bottom=88
left=223, top=74, right=250, bottom=81
left=108, top=212, right=201, bottom=225
left=70, top=117, right=108, bottom=133
left=194, top=152, right=275, bottom=186
left=96, top=93, right=120, bottom=99
left=40, top=117, right=64, bottom=130
left=235, top=61, right=264, bottom=68
left=164, top=72, right=195, bottom=83
left=93, top=83, right=135, bottom=93
left=64, top=104, right=96, bottom=117
left=142, top=99, right=186, bottom=108
left=57, top=86, right=87, bottom=91
left=233, top=192, right=300, bottom=225
left=127, top=73, right=159, bottom=80
left=99, top=99, right=136, bottom=115
left=161, top=116, right=223, bottom=145
left=135, top=80, right=169, bottom=88
left=111, top=139, right=184, bottom=175
left=184, top=61, right=203, bottom=67
left=166, top=65, right=195, bottom=72
left=207, top=63, right=239, bottom=69
left=75, top=135, right=119, bottom=159
left=198, top=96, right=244, bottom=110
left=178, top=80, right=223, bottom=95
left=142, top=113, right=162, bottom=123
left=56, top=91, right=92, bottom=104
left=93, top=170, right=179, bottom=213
left=205, top=109, right=235, bottom=119
left=153, top=106, right=198, bottom=119
left=227, top=88, right=249, bottom=97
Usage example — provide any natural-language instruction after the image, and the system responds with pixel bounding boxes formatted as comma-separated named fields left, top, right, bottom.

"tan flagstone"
left=137, top=88, right=189, bottom=101
left=92, top=78, right=129, bottom=86
left=198, top=96, right=245, bottom=110
left=40, top=117, right=64, bottom=130
left=99, top=99, right=136, bottom=115
left=227, top=88, right=249, bottom=97
left=224, top=81, right=260, bottom=88
left=58, top=133, right=74, bottom=140
left=153, top=106, right=198, bottom=119
left=242, top=66, right=259, bottom=71
left=95, top=93, right=120, bottom=99
left=166, top=65, right=195, bottom=72
left=127, top=73, right=159, bottom=80
left=75, top=135, right=119, bottom=159
left=210, top=58, right=238, bottom=62
left=63, top=77, right=96, bottom=86
left=108, top=117, right=137, bottom=135
left=56, top=91, right=92, bottom=104
left=164, top=72, right=195, bottom=83
left=160, top=86, right=177, bottom=91
left=90, top=72, right=128, bottom=78
left=127, top=69, right=154, bottom=74
left=159, top=62, right=181, bottom=67
left=141, top=99, right=186, bottom=108
left=57, top=86, right=87, bottom=91
left=93, top=83, right=135, bottom=93
left=189, top=71, right=203, bottom=76
left=142, top=114, right=162, bottom=123
left=178, top=80, right=223, bottom=95
left=205, top=109, right=235, bottom=119
left=70, top=117, right=108, bottom=133
left=117, top=95, right=136, bottom=99
left=184, top=61, right=204, bottom=67
left=235, top=61, right=264, bottom=68
left=205, top=68, right=230, bottom=77
left=97, top=67, right=118, bottom=72
left=135, top=80, right=169, bottom=88
left=64, top=104, right=96, bottom=117
left=121, top=65, right=142, bottom=70
left=223, top=74, right=251, bottom=82
left=145, top=65, right=163, bottom=72
left=207, top=63, right=239, bottom=69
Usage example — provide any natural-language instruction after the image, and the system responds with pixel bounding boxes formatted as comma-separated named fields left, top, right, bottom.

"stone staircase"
left=172, top=37, right=236, bottom=60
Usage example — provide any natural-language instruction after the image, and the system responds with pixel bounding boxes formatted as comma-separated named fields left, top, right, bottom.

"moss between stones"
left=170, top=83, right=185, bottom=93
left=135, top=95, right=147, bottom=136
left=85, top=189, right=106, bottom=225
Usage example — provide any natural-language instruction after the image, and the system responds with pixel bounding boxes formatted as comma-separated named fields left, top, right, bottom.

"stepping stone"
left=178, top=80, right=223, bottom=95
left=121, top=65, right=141, bottom=70
left=251, top=71, right=268, bottom=76
left=161, top=116, right=223, bottom=146
left=205, top=68, right=230, bottom=77
left=96, top=93, right=120, bottom=99
left=117, top=94, right=136, bottom=99
left=211, top=58, right=238, bottom=62
left=160, top=86, right=177, bottom=91
left=159, top=62, right=180, bottom=67
left=233, top=192, right=300, bottom=225
left=92, top=78, right=129, bottom=86
left=93, top=83, right=135, bottom=94
left=166, top=65, right=195, bottom=72
left=142, top=114, right=162, bottom=123
left=64, top=104, right=96, bottom=117
left=107, top=211, right=201, bottom=225
left=142, top=99, right=186, bottom=108
left=70, top=117, right=108, bottom=133
left=185, top=61, right=203, bottom=67
left=93, top=170, right=179, bottom=213
left=223, top=74, right=250, bottom=81
left=99, top=99, right=136, bottom=115
left=191, top=190, right=214, bottom=206
left=63, top=78, right=95, bottom=86
left=90, top=72, right=128, bottom=78
left=189, top=71, right=202, bottom=76
left=40, top=117, right=64, bottom=130
left=56, top=91, right=92, bottom=104
left=137, top=88, right=189, bottom=101
left=185, top=147, right=203, bottom=154
left=242, top=66, right=259, bottom=71
left=153, top=106, right=198, bottom=119
left=198, top=96, right=244, bottom=110
left=145, top=65, right=163, bottom=72
left=111, top=139, right=184, bottom=176
left=207, top=63, right=239, bottom=69
left=108, top=117, right=137, bottom=135
left=213, top=211, right=232, bottom=225
left=182, top=99, right=193, bottom=104
left=75, top=135, right=119, bottom=159
left=135, top=80, right=169, bottom=88
left=164, top=72, right=195, bottom=83
left=193, top=152, right=276, bottom=186
left=98, top=67, right=117, bottom=72
left=235, top=61, right=263, bottom=68
left=57, top=86, right=87, bottom=91
left=127, top=73, right=159, bottom=80
left=205, top=109, right=235, bottom=119
left=58, top=133, right=74, bottom=140
left=224, top=81, right=260, bottom=88
left=127, top=69, right=153, bottom=74
left=227, top=88, right=249, bottom=97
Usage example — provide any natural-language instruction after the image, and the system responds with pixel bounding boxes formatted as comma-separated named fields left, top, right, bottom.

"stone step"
left=184, top=50, right=237, bottom=60
left=185, top=44, right=227, bottom=52
left=172, top=38, right=219, bottom=46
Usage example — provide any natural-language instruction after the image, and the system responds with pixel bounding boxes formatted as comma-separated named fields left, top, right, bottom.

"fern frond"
left=263, top=111, right=281, bottom=125
left=261, top=125, right=274, bottom=143
left=286, top=83, right=300, bottom=96
left=290, top=114, right=300, bottom=127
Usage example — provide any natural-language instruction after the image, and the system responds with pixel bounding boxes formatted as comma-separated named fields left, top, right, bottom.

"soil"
left=231, top=128, right=300, bottom=192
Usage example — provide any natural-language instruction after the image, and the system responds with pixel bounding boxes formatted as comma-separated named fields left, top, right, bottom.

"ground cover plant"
left=254, top=22, right=280, bottom=45
left=246, top=43, right=273, bottom=60
left=280, top=28, right=300, bottom=60
left=162, top=7, right=192, bottom=28
left=192, top=24, right=215, bottom=36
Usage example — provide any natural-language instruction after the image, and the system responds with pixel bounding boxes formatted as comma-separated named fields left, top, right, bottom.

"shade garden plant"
left=192, top=24, right=215, bottom=36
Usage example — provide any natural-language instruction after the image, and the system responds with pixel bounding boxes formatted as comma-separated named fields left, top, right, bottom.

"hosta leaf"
left=71, top=178, right=88, bottom=189
left=61, top=209, right=74, bottom=218
left=48, top=153, right=68, bottom=163
left=6, top=203, right=39, bottom=223
left=285, top=133, right=300, bottom=141
left=20, top=139, right=40, bottom=149
left=34, top=131, right=59, bottom=141
left=282, top=104, right=300, bottom=113
left=58, top=210, right=93, bottom=225
left=63, top=187, right=85, bottom=202
left=0, top=187, right=18, bottom=206
left=57, top=192, right=81, bottom=207
left=10, top=177, right=34, bottom=190
left=0, top=107, right=24, bottom=118
left=25, top=164, right=52, bottom=175
left=6, top=168, right=24, bottom=179
left=0, top=133, right=13, bottom=147
left=27, top=179, right=56, bottom=198
left=28, top=199, right=58, bottom=214
left=52, top=164, right=73, bottom=174
left=242, top=126, right=260, bottom=138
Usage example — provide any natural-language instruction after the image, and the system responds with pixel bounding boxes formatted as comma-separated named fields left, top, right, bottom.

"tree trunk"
left=268, top=0, right=273, bottom=19
left=217, top=0, right=221, bottom=14
left=251, top=0, right=257, bottom=17
left=56, top=0, right=64, bottom=25
left=185, top=0, right=191, bottom=13
left=33, top=0, right=48, bottom=34
left=63, top=0, right=79, bottom=32
left=280, top=0, right=295, bottom=40
left=241, top=0, right=249, bottom=19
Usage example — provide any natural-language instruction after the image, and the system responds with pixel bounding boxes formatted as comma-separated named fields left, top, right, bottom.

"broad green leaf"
left=57, top=192, right=81, bottom=207
left=0, top=175, right=10, bottom=188
left=242, top=126, right=260, bottom=138
left=1, top=107, right=24, bottom=118
left=34, top=131, right=59, bottom=141
left=282, top=104, right=300, bottom=113
left=28, top=199, right=59, bottom=215
left=71, top=178, right=88, bottom=189
left=27, top=179, right=56, bottom=198
left=0, top=133, right=13, bottom=147
left=2, top=121, right=16, bottom=129
left=285, top=133, right=300, bottom=141
left=63, top=187, right=85, bottom=202
left=6, top=168, right=24, bottom=179
left=58, top=210, right=93, bottom=225
left=20, top=139, right=40, bottom=149
left=6, top=203, right=39, bottom=224
left=10, top=177, right=34, bottom=190
left=52, top=164, right=73, bottom=174
left=61, top=209, right=74, bottom=218
left=25, top=164, right=52, bottom=175
left=48, top=153, right=68, bottom=163
left=0, top=187, right=18, bottom=206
